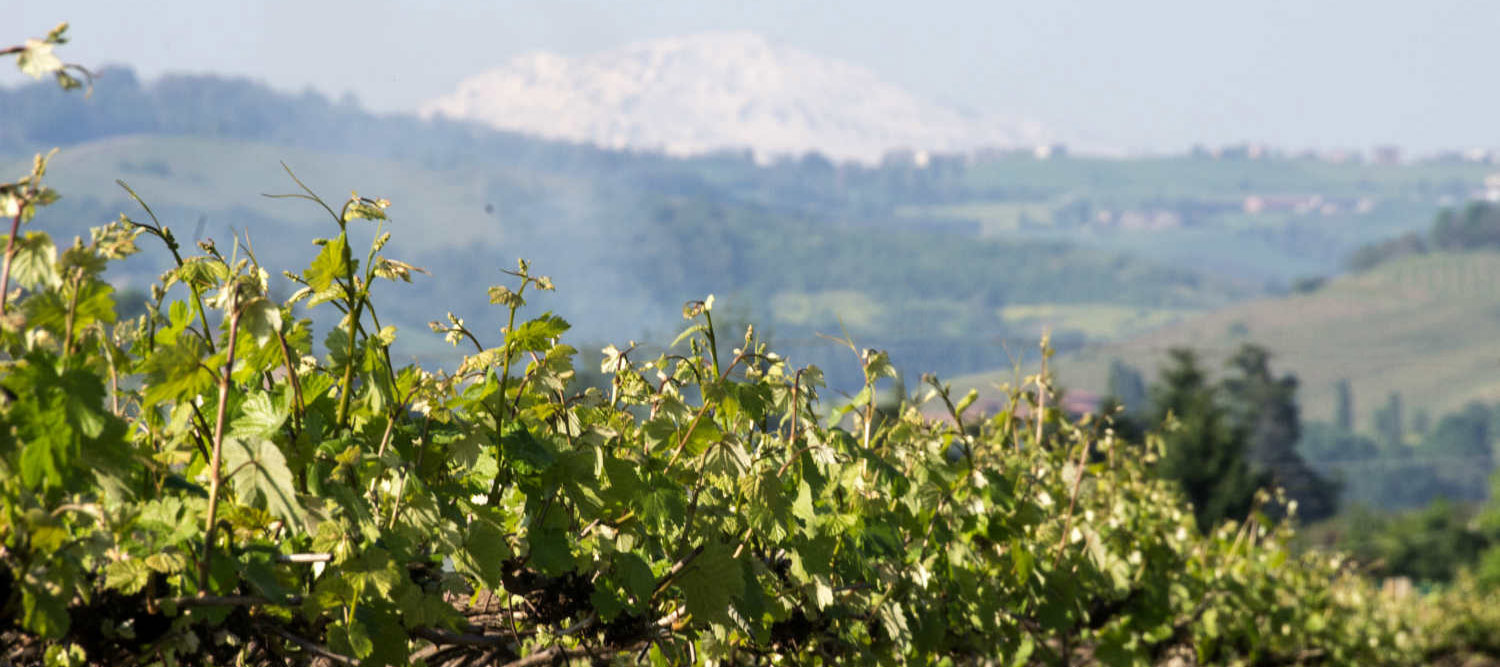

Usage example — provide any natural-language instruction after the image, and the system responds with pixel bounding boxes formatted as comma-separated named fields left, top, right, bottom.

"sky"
left=9, top=0, right=1499, bottom=154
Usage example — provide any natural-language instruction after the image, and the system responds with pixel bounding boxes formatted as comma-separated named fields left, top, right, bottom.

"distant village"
left=848, top=141, right=1500, bottom=234
left=879, top=141, right=1500, bottom=169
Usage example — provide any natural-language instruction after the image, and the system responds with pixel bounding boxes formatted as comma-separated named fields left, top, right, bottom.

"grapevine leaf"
left=173, top=256, right=230, bottom=291
left=792, top=480, right=817, bottom=525
left=14, top=391, right=73, bottom=489
left=222, top=436, right=308, bottom=530
left=141, top=338, right=216, bottom=406
left=328, top=621, right=374, bottom=659
left=682, top=421, right=722, bottom=457
left=500, top=423, right=554, bottom=475
left=239, top=297, right=282, bottom=344
left=702, top=438, right=750, bottom=479
left=615, top=553, right=656, bottom=604
left=395, top=583, right=464, bottom=630
left=8, top=232, right=59, bottom=290
left=675, top=539, right=743, bottom=627
left=58, top=243, right=107, bottom=280
left=144, top=551, right=190, bottom=575
left=528, top=523, right=573, bottom=577
left=240, top=554, right=295, bottom=602
left=1009, top=633, right=1036, bottom=667
left=324, top=326, right=354, bottom=368
left=602, top=456, right=644, bottom=503
left=506, top=312, right=569, bottom=353
left=305, top=233, right=349, bottom=293
left=454, top=512, right=512, bottom=590
left=744, top=470, right=793, bottom=541
left=22, top=280, right=114, bottom=335
left=230, top=390, right=288, bottom=439
left=731, top=560, right=768, bottom=642
left=790, top=534, right=835, bottom=579
left=590, top=585, right=627, bottom=621
left=104, top=559, right=151, bottom=595
left=17, top=40, right=63, bottom=79
left=20, top=581, right=69, bottom=639
left=488, top=284, right=523, bottom=308
left=2, top=354, right=117, bottom=490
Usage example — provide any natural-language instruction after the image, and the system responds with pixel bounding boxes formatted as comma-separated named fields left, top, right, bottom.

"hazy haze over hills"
left=420, top=32, right=1048, bottom=164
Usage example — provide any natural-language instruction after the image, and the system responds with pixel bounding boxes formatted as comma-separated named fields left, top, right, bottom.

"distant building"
left=880, top=148, right=915, bottom=168
left=1464, top=148, right=1494, bottom=163
left=1243, top=194, right=1361, bottom=216
left=1483, top=173, right=1500, bottom=201
left=1430, top=148, right=1496, bottom=164
left=1317, top=149, right=1359, bottom=164
left=1033, top=143, right=1068, bottom=160
left=971, top=146, right=1031, bottom=163
left=1214, top=143, right=1272, bottom=160
left=1371, top=145, right=1403, bottom=165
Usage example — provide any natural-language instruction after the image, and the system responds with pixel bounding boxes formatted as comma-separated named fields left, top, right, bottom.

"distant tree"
left=1290, top=276, right=1327, bottom=294
left=1431, top=201, right=1500, bottom=251
left=1335, top=378, right=1354, bottom=432
left=1106, top=359, right=1148, bottom=417
left=1339, top=501, right=1492, bottom=584
left=1411, top=408, right=1431, bottom=438
left=1346, top=231, right=1427, bottom=272
left=1425, top=403, right=1493, bottom=463
left=1221, top=344, right=1339, bottom=522
left=1345, top=200, right=1500, bottom=272
left=1374, top=391, right=1406, bottom=454
left=1299, top=422, right=1379, bottom=464
left=1149, top=348, right=1264, bottom=530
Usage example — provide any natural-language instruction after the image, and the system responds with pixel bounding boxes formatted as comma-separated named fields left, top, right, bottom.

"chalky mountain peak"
left=420, top=31, right=1046, bottom=164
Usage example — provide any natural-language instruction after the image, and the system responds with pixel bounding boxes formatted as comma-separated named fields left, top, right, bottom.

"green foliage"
left=1148, top=348, right=1265, bottom=530
left=1221, top=344, right=1339, bottom=522
left=1, top=24, right=1498, bottom=667
left=0, top=159, right=1464, bottom=665
left=1326, top=502, right=1494, bottom=585
left=9, top=22, right=89, bottom=92
left=1348, top=200, right=1500, bottom=271
left=1303, top=398, right=1498, bottom=511
left=1104, top=358, right=1147, bottom=418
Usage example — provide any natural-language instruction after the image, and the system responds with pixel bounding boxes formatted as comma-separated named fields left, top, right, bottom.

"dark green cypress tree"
left=1149, top=348, right=1264, bottom=530
left=1106, top=358, right=1148, bottom=417
left=1221, top=344, right=1339, bottom=522
left=1335, top=378, right=1354, bottom=433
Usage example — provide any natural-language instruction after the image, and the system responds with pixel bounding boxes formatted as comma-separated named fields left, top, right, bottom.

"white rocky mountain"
left=420, top=32, right=1047, bottom=164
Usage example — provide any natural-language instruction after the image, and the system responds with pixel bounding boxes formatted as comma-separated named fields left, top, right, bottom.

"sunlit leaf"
left=8, top=231, right=59, bottom=290
left=222, top=436, right=308, bottom=530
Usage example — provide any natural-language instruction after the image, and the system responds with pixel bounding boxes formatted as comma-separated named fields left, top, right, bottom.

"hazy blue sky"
left=9, top=0, right=1498, bottom=153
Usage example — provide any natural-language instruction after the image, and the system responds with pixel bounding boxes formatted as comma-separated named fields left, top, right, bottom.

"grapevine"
left=1, top=22, right=1497, bottom=667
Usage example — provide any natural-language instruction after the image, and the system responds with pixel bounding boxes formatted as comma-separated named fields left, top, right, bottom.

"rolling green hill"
left=11, top=70, right=1499, bottom=395
left=900, top=153, right=1492, bottom=286
left=8, top=134, right=1245, bottom=390
left=954, top=251, right=1500, bottom=427
left=39, top=134, right=517, bottom=250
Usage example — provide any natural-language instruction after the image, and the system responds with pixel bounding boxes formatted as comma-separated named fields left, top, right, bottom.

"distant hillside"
left=953, top=251, right=1500, bottom=427
left=420, top=32, right=1047, bottom=163
left=8, top=66, right=1489, bottom=395
left=10, top=133, right=1242, bottom=391
left=1347, top=200, right=1500, bottom=272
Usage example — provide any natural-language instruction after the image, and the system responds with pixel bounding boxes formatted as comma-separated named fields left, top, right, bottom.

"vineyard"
left=4, top=24, right=1500, bottom=667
